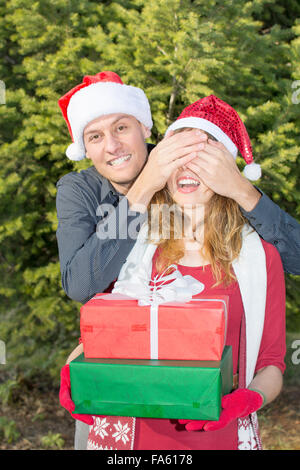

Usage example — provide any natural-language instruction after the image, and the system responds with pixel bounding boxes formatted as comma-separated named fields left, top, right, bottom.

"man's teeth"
left=109, top=155, right=131, bottom=166
left=178, top=178, right=200, bottom=187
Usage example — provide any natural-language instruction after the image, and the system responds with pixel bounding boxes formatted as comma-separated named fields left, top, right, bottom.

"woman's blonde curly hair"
left=147, top=129, right=248, bottom=287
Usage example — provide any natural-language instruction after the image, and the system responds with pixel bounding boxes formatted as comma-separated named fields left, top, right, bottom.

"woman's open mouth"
left=177, top=177, right=200, bottom=193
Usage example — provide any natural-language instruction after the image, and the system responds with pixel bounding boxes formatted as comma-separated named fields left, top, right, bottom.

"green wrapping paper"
left=70, top=346, right=233, bottom=421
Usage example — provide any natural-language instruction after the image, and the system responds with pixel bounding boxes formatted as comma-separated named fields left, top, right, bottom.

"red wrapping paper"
left=80, top=294, right=228, bottom=361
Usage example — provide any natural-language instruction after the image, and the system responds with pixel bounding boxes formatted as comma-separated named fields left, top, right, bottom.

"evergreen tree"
left=0, top=0, right=123, bottom=379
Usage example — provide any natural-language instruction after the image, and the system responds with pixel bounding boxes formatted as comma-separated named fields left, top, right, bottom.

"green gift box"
left=70, top=346, right=233, bottom=421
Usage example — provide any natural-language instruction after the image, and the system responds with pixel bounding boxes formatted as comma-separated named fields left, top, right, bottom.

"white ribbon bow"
left=112, top=263, right=205, bottom=305
left=112, top=265, right=205, bottom=359
left=139, top=264, right=205, bottom=305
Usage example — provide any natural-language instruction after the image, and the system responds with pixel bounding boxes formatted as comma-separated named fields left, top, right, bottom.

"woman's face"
left=167, top=168, right=214, bottom=208
left=166, top=130, right=215, bottom=208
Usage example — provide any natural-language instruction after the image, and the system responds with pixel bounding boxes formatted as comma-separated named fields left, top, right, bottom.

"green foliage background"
left=0, top=0, right=299, bottom=383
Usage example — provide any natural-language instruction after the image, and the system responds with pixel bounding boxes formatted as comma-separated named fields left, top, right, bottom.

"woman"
left=61, top=96, right=286, bottom=450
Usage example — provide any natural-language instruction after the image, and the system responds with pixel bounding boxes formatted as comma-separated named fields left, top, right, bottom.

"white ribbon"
left=97, top=265, right=205, bottom=359
left=140, top=264, right=205, bottom=304
left=95, top=266, right=230, bottom=359
left=137, top=265, right=205, bottom=359
left=94, top=268, right=229, bottom=359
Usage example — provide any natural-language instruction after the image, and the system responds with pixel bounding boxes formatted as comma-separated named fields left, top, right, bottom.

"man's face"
left=83, top=113, right=151, bottom=194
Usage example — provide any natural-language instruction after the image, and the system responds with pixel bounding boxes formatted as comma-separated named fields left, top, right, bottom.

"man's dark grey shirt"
left=241, top=188, right=300, bottom=276
left=56, top=165, right=148, bottom=304
left=56, top=165, right=300, bottom=304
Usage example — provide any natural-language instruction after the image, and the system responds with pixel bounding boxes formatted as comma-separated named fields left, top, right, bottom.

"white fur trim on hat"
left=243, top=162, right=262, bottom=181
left=166, top=117, right=238, bottom=158
left=66, top=82, right=153, bottom=160
left=66, top=142, right=86, bottom=161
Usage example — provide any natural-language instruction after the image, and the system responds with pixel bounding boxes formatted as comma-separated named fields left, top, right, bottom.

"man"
left=56, top=71, right=214, bottom=304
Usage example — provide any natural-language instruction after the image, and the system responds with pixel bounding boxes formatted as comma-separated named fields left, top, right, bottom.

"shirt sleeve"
left=241, top=188, right=300, bottom=275
left=56, top=175, right=146, bottom=304
left=255, top=239, right=286, bottom=374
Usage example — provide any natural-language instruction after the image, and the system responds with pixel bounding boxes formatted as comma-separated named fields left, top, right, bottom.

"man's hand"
left=185, top=139, right=261, bottom=212
left=142, top=129, right=208, bottom=193
left=126, top=130, right=206, bottom=211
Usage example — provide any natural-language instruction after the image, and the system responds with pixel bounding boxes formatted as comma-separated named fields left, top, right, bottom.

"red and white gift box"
left=80, top=293, right=228, bottom=361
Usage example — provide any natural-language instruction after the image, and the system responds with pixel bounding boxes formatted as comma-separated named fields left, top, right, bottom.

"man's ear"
left=141, top=124, right=151, bottom=139
left=85, top=151, right=91, bottom=160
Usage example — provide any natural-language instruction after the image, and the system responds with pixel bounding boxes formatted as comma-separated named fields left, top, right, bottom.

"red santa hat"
left=58, top=71, right=153, bottom=161
left=166, top=95, right=261, bottom=180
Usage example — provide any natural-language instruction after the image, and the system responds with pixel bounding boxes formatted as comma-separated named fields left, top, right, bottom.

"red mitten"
left=178, top=388, right=264, bottom=432
left=59, top=364, right=94, bottom=426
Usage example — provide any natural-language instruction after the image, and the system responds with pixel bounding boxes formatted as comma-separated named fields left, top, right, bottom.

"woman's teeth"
left=178, top=178, right=200, bottom=187
left=109, top=155, right=131, bottom=166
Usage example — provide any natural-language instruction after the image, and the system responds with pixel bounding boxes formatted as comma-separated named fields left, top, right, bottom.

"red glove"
left=178, top=388, right=264, bottom=432
left=59, top=364, right=94, bottom=426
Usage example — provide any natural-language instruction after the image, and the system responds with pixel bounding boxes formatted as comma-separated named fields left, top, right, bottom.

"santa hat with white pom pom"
left=166, top=95, right=261, bottom=181
left=58, top=71, right=153, bottom=161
